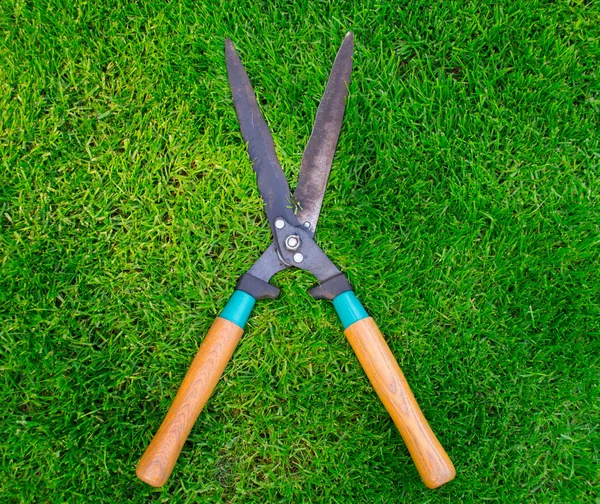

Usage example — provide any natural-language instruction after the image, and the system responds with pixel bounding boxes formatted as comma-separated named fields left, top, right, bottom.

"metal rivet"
left=293, top=252, right=304, bottom=263
left=303, top=221, right=311, bottom=228
left=275, top=218, right=285, bottom=229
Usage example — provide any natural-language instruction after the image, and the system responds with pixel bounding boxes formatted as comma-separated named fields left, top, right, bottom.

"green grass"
left=1, top=0, right=599, bottom=502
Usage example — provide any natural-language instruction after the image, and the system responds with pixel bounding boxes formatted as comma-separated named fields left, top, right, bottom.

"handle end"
left=423, top=462, right=456, bottom=489
left=136, top=458, right=170, bottom=488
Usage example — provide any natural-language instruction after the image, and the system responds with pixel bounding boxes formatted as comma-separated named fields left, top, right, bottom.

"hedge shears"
left=136, top=32, right=455, bottom=489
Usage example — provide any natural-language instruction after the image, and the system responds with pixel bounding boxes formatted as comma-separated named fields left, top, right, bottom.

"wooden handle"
left=345, top=317, right=455, bottom=488
left=136, top=317, right=244, bottom=487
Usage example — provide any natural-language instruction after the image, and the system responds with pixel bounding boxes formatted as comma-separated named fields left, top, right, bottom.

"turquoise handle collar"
left=219, top=290, right=256, bottom=328
left=333, top=291, right=368, bottom=329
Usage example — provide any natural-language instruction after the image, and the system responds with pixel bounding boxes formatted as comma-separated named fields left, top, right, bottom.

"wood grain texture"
left=136, top=317, right=244, bottom=487
left=344, top=317, right=455, bottom=488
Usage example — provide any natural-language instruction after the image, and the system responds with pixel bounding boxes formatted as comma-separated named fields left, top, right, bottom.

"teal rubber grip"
left=333, top=291, right=369, bottom=329
left=219, top=290, right=256, bottom=329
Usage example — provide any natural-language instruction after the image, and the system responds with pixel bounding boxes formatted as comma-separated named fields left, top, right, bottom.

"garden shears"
left=136, top=32, right=455, bottom=489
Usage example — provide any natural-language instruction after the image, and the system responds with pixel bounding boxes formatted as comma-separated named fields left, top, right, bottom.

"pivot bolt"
left=285, top=234, right=300, bottom=251
left=275, top=218, right=285, bottom=230
left=293, top=252, right=304, bottom=263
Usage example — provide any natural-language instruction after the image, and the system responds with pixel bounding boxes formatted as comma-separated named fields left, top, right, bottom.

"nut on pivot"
left=285, top=234, right=300, bottom=251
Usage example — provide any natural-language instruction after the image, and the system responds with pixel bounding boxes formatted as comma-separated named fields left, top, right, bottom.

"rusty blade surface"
left=294, top=32, right=354, bottom=235
left=225, top=38, right=299, bottom=233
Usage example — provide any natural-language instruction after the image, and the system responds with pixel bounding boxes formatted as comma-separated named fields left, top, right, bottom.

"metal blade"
left=225, top=39, right=299, bottom=232
left=294, top=32, right=354, bottom=235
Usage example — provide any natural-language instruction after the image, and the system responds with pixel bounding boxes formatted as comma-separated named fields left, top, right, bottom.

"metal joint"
left=285, top=235, right=301, bottom=251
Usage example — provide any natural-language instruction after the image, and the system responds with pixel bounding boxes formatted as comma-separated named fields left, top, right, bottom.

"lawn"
left=1, top=0, right=599, bottom=502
